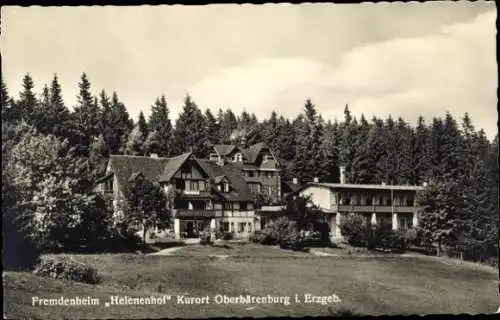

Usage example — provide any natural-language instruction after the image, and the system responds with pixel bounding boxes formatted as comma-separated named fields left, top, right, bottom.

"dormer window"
left=232, top=152, right=242, bottom=163
left=263, top=155, right=273, bottom=163
left=104, top=178, right=113, bottom=193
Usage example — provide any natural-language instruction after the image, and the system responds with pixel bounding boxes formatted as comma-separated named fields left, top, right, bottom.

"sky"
left=1, top=3, right=497, bottom=139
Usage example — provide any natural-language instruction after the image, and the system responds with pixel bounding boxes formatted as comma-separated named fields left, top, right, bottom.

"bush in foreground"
left=339, top=213, right=366, bottom=247
left=249, top=228, right=277, bottom=245
left=199, top=227, right=213, bottom=245
left=33, top=256, right=101, bottom=284
left=3, top=210, right=41, bottom=271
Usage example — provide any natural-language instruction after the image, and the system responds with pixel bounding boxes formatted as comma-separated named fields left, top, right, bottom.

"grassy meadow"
left=3, top=243, right=498, bottom=318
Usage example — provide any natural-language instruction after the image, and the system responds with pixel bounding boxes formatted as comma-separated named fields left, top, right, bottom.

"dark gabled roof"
left=213, top=145, right=236, bottom=157
left=158, top=152, right=192, bottom=182
left=282, top=180, right=304, bottom=194
left=108, top=155, right=170, bottom=197
left=242, top=142, right=265, bottom=164
left=197, top=159, right=254, bottom=202
left=106, top=153, right=254, bottom=203
left=214, top=175, right=228, bottom=184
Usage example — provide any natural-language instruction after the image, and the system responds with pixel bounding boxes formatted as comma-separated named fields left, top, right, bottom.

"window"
left=406, top=198, right=414, bottom=206
left=263, top=155, right=273, bottom=163
left=398, top=217, right=408, bottom=230
left=189, top=181, right=199, bottom=191
left=223, top=222, right=229, bottom=232
left=224, top=183, right=229, bottom=193
left=248, top=171, right=254, bottom=177
left=266, top=172, right=274, bottom=179
left=210, top=154, right=219, bottom=161
left=238, top=222, right=245, bottom=233
left=198, top=181, right=206, bottom=191
left=366, top=197, right=373, bottom=205
left=267, top=186, right=273, bottom=196
left=247, top=223, right=252, bottom=232
left=247, top=203, right=254, bottom=210
left=217, top=185, right=222, bottom=191
left=233, top=202, right=240, bottom=210
left=104, top=178, right=113, bottom=193
left=230, top=222, right=235, bottom=232
left=233, top=153, right=242, bottom=162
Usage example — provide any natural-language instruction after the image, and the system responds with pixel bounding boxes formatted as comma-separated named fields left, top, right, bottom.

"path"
left=209, top=254, right=230, bottom=260
left=148, top=246, right=184, bottom=256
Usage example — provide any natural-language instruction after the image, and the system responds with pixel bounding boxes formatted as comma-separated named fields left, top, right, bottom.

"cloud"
left=189, top=10, right=497, bottom=138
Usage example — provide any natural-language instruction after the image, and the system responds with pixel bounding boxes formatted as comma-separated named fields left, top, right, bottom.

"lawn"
left=3, top=244, right=499, bottom=319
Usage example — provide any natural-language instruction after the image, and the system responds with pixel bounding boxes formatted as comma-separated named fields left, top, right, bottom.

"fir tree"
left=220, top=109, right=238, bottom=143
left=72, top=73, right=101, bottom=155
left=410, top=116, right=432, bottom=185
left=351, top=114, right=372, bottom=183
left=101, top=91, right=132, bottom=154
left=124, top=125, right=146, bottom=156
left=293, top=99, right=324, bottom=183
left=339, top=104, right=357, bottom=183
left=147, top=95, right=173, bottom=156
left=137, top=111, right=149, bottom=142
left=18, top=74, right=38, bottom=123
left=320, top=119, right=340, bottom=183
left=205, top=108, right=221, bottom=145
left=173, top=94, right=208, bottom=157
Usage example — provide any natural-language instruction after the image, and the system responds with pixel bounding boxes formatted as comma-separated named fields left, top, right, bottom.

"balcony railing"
left=174, top=209, right=217, bottom=218
left=183, top=190, right=200, bottom=196
left=174, top=209, right=255, bottom=218
left=337, top=205, right=417, bottom=213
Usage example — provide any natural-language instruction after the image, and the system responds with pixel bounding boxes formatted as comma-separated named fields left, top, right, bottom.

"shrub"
left=34, top=256, right=101, bottom=284
left=371, top=220, right=394, bottom=250
left=99, top=225, right=142, bottom=252
left=222, top=231, right=234, bottom=241
left=3, top=210, right=41, bottom=271
left=279, top=229, right=305, bottom=251
left=339, top=213, right=366, bottom=246
left=249, top=229, right=277, bottom=245
left=199, top=227, right=213, bottom=245
left=271, top=217, right=305, bottom=251
left=313, top=221, right=331, bottom=242
left=392, top=229, right=408, bottom=252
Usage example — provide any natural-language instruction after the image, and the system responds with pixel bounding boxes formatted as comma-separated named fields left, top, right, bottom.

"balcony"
left=174, top=209, right=217, bottom=218
left=183, top=190, right=200, bottom=196
left=176, top=189, right=213, bottom=198
left=337, top=205, right=417, bottom=213
left=174, top=209, right=255, bottom=218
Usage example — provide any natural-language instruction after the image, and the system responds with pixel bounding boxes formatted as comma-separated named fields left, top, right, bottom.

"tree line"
left=2, top=72, right=498, bottom=267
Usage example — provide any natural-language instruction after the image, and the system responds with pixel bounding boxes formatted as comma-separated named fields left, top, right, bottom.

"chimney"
left=339, top=166, right=346, bottom=184
left=313, top=177, right=319, bottom=183
left=150, top=153, right=158, bottom=159
left=381, top=182, right=386, bottom=186
left=292, top=177, right=298, bottom=185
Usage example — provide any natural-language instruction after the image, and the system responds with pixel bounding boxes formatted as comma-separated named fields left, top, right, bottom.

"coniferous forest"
left=2, top=73, right=498, bottom=268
